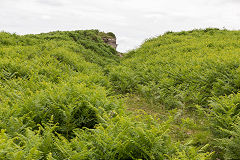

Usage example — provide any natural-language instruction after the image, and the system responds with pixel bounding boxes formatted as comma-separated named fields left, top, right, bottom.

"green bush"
left=110, top=29, right=240, bottom=109
left=215, top=121, right=240, bottom=160
left=209, top=93, right=240, bottom=138
left=208, top=93, right=240, bottom=158
left=73, top=112, right=212, bottom=160
left=0, top=113, right=212, bottom=160
left=2, top=29, right=235, bottom=159
left=0, top=30, right=121, bottom=140
left=18, top=83, right=121, bottom=137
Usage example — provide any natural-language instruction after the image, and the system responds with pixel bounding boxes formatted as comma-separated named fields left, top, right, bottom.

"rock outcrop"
left=102, top=37, right=118, bottom=49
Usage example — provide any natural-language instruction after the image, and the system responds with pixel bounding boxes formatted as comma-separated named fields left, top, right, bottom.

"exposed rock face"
left=103, top=37, right=118, bottom=49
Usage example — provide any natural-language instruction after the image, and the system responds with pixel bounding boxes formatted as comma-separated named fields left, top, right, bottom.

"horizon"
left=1, top=0, right=240, bottom=52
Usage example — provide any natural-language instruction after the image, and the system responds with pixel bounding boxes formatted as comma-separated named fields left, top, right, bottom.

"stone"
left=103, top=37, right=118, bottom=49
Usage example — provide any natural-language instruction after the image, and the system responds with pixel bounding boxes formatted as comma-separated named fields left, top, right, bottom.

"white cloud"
left=0, top=0, right=240, bottom=52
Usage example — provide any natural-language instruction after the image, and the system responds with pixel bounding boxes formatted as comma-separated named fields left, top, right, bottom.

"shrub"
left=110, top=29, right=240, bottom=109
left=209, top=93, right=240, bottom=139
left=16, top=83, right=121, bottom=138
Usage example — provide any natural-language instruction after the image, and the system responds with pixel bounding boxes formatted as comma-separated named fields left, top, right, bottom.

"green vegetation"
left=110, top=28, right=240, bottom=109
left=109, top=28, right=240, bottom=159
left=1, top=28, right=240, bottom=159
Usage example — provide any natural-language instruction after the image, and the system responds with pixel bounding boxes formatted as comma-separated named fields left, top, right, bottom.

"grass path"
left=123, top=93, right=212, bottom=149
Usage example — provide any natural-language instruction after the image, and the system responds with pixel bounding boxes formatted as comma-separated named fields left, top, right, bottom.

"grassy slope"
left=4, top=28, right=240, bottom=159
left=0, top=30, right=213, bottom=159
left=0, top=30, right=124, bottom=137
left=112, top=28, right=240, bottom=159
left=111, top=28, right=240, bottom=108
left=0, top=30, right=121, bottom=159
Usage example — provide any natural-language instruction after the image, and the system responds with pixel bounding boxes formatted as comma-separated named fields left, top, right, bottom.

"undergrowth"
left=2, top=28, right=240, bottom=159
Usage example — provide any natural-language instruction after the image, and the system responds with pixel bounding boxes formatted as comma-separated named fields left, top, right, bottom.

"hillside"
left=1, top=28, right=239, bottom=159
left=110, top=28, right=240, bottom=159
left=111, top=28, right=240, bottom=107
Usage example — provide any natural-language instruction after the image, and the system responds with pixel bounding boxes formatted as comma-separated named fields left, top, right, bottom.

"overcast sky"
left=1, top=0, right=240, bottom=52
